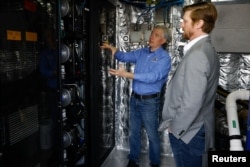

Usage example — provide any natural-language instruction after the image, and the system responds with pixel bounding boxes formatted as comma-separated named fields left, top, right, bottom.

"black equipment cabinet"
left=57, top=0, right=89, bottom=166
left=88, top=0, right=116, bottom=166
left=0, top=0, right=116, bottom=166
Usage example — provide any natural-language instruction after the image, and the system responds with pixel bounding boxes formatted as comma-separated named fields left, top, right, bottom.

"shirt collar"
left=148, top=46, right=164, bottom=53
left=183, top=34, right=208, bottom=55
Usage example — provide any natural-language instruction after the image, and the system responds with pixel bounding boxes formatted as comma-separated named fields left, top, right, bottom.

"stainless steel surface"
left=211, top=3, right=250, bottom=53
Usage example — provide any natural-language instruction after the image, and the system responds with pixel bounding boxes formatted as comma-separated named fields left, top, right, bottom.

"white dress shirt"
left=183, top=34, right=208, bottom=55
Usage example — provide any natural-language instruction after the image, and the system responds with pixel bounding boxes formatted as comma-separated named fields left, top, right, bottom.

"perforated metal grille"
left=8, top=105, right=38, bottom=146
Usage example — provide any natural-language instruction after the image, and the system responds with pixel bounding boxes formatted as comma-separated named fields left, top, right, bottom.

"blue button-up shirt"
left=115, top=47, right=171, bottom=95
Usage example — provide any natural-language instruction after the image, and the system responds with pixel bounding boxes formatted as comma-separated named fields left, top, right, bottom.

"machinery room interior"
left=0, top=0, right=249, bottom=166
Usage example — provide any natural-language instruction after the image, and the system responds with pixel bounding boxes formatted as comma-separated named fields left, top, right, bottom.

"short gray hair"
left=154, top=25, right=172, bottom=44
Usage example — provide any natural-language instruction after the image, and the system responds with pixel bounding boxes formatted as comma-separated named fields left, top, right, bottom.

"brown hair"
left=183, top=2, right=217, bottom=33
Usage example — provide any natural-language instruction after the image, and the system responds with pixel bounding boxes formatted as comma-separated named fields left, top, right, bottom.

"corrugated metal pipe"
left=226, top=89, right=250, bottom=151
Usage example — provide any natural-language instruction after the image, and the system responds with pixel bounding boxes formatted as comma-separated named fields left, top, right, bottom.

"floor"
left=101, top=147, right=176, bottom=167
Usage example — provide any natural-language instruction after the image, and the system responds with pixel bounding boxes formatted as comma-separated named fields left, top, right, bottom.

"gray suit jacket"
left=160, top=36, right=220, bottom=151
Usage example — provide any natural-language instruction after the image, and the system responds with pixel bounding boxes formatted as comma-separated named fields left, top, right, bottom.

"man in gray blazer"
left=159, top=2, right=219, bottom=167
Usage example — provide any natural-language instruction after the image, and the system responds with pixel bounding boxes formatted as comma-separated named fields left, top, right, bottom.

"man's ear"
left=196, top=19, right=204, bottom=29
left=161, top=37, right=167, bottom=45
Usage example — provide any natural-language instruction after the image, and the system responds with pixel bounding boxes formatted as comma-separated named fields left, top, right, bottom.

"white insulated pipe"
left=225, top=89, right=250, bottom=151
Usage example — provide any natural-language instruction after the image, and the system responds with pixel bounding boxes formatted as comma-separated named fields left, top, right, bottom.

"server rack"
left=57, top=0, right=89, bottom=166
left=0, top=0, right=116, bottom=166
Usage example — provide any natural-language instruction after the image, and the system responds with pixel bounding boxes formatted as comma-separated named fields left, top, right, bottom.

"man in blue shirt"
left=101, top=25, right=171, bottom=167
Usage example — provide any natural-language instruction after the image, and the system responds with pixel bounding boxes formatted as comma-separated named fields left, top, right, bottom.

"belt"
left=132, top=91, right=160, bottom=100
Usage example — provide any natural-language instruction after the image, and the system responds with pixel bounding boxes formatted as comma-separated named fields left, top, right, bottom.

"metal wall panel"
left=211, top=3, right=250, bottom=53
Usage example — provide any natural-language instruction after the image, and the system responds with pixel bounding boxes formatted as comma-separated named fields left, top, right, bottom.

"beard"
left=182, top=30, right=194, bottom=40
left=182, top=33, right=188, bottom=40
